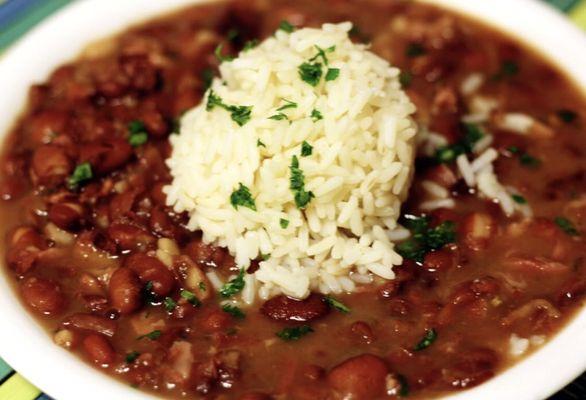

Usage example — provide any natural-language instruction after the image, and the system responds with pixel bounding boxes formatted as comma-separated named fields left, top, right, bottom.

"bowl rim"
left=0, top=1, right=585, bottom=399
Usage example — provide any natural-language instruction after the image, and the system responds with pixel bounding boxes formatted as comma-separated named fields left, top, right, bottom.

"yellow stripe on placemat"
left=570, top=0, right=586, bottom=28
left=0, top=374, right=41, bottom=400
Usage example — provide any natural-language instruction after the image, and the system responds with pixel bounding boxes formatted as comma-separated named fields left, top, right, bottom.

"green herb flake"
left=214, top=43, right=234, bottom=63
left=280, top=218, right=290, bottom=229
left=492, top=60, right=519, bottom=80
left=198, top=282, right=207, bottom=292
left=405, top=43, right=426, bottom=58
left=298, top=62, right=323, bottom=87
left=279, top=20, right=296, bottom=33
left=230, top=183, right=256, bottom=211
left=68, top=162, right=93, bottom=189
left=202, top=68, right=214, bottom=91
left=222, top=304, right=246, bottom=319
left=398, top=374, right=410, bottom=397
left=310, top=109, right=323, bottom=122
left=511, top=194, right=527, bottom=204
left=260, top=253, right=271, bottom=261
left=289, top=155, right=315, bottom=209
left=227, top=28, right=240, bottom=42
left=269, top=113, right=289, bottom=121
left=257, top=139, right=266, bottom=148
left=277, top=99, right=298, bottom=111
left=301, top=141, right=313, bottom=157
left=206, top=90, right=252, bottom=126
left=324, top=296, right=351, bottom=313
left=242, top=39, right=259, bottom=52
left=413, top=328, right=437, bottom=351
left=276, top=325, right=314, bottom=341
left=137, top=330, right=162, bottom=341
left=325, top=68, right=340, bottom=82
left=309, top=45, right=336, bottom=65
left=180, top=289, right=201, bottom=306
left=399, top=71, right=413, bottom=88
left=519, top=152, right=541, bottom=168
left=397, top=215, right=456, bottom=262
left=507, top=146, right=520, bottom=154
left=435, top=123, right=484, bottom=164
left=163, top=297, right=177, bottom=312
left=220, top=268, right=246, bottom=298
left=558, top=109, right=578, bottom=124
left=554, top=217, right=579, bottom=236
left=125, top=351, right=140, bottom=363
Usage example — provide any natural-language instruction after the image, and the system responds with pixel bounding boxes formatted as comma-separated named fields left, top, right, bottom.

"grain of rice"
left=420, top=198, right=456, bottom=211
left=421, top=180, right=449, bottom=199
left=459, top=73, right=485, bottom=95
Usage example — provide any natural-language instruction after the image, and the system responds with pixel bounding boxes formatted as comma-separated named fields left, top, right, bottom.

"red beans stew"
left=1, top=1, right=586, bottom=399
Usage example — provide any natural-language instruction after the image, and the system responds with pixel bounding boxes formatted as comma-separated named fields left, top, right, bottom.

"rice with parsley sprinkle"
left=164, top=22, right=417, bottom=302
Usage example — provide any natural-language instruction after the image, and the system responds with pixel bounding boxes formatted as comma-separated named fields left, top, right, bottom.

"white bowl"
left=0, top=1, right=585, bottom=399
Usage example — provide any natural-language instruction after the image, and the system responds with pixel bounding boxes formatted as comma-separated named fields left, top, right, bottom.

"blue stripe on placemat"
left=0, top=357, right=13, bottom=383
left=35, top=394, right=54, bottom=400
left=0, top=0, right=39, bottom=27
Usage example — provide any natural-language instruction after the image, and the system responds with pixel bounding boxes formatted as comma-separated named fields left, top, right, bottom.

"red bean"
left=62, top=312, right=117, bottom=337
left=83, top=334, right=115, bottom=365
left=327, top=354, right=389, bottom=400
left=6, top=226, right=46, bottom=274
left=200, top=309, right=232, bottom=332
left=31, top=144, right=71, bottom=186
left=350, top=321, right=376, bottom=344
left=261, top=293, right=330, bottom=322
left=423, top=249, right=456, bottom=272
left=239, top=394, right=272, bottom=400
left=141, top=109, right=168, bottom=138
left=425, top=164, right=458, bottom=188
left=107, top=222, right=155, bottom=252
left=441, top=348, right=498, bottom=389
left=78, top=138, right=133, bottom=175
left=21, top=276, right=66, bottom=315
left=48, top=202, right=85, bottom=231
left=185, top=239, right=229, bottom=268
left=108, top=268, right=143, bottom=314
left=108, top=190, right=137, bottom=220
left=150, top=182, right=168, bottom=205
left=120, top=55, right=158, bottom=91
left=27, top=110, right=69, bottom=146
left=125, top=253, right=175, bottom=296
left=378, top=280, right=401, bottom=299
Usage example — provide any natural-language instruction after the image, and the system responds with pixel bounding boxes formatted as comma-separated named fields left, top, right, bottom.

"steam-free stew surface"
left=1, top=0, right=586, bottom=399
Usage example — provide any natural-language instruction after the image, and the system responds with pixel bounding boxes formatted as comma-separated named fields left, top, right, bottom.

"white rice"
left=165, top=23, right=417, bottom=300
left=497, top=112, right=535, bottom=134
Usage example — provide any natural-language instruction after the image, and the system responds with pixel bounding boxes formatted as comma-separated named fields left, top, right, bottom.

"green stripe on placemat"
left=546, top=0, right=582, bottom=12
left=571, top=0, right=586, bottom=27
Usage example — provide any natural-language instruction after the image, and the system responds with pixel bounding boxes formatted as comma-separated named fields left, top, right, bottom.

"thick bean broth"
left=1, top=1, right=586, bottom=399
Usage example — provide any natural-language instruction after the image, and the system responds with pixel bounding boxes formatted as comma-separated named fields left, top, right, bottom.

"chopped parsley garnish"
left=202, top=68, right=214, bottom=91
left=435, top=123, right=484, bottom=163
left=325, top=68, right=340, bottom=81
left=349, top=24, right=370, bottom=43
left=128, top=120, right=148, bottom=147
left=226, top=28, right=240, bottom=42
left=558, top=109, right=578, bottom=123
left=125, top=351, right=140, bottom=363
left=68, top=162, right=93, bottom=189
left=413, top=328, right=437, bottom=351
left=309, top=45, right=335, bottom=65
left=220, top=268, right=246, bottom=298
left=396, top=215, right=456, bottom=262
left=405, top=43, right=426, bottom=58
left=257, top=139, right=266, bottom=148
left=180, top=289, right=201, bottom=306
left=554, top=217, right=579, bottom=236
left=492, top=60, right=519, bottom=80
left=276, top=325, right=314, bottom=341
left=214, top=43, right=234, bottom=63
left=230, top=183, right=256, bottom=211
left=261, top=253, right=271, bottom=261
left=242, top=39, right=259, bottom=52
left=222, top=304, right=246, bottom=319
left=269, top=113, right=289, bottom=121
left=279, top=20, right=295, bottom=33
left=511, top=194, right=527, bottom=204
left=289, top=155, right=315, bottom=209
left=507, top=146, right=520, bottom=154
left=398, top=374, right=410, bottom=397
left=399, top=71, right=413, bottom=88
left=310, top=109, right=323, bottom=122
left=519, top=152, right=541, bottom=168
left=324, top=296, right=351, bottom=313
left=137, top=330, right=162, bottom=341
left=298, top=62, right=323, bottom=87
left=142, top=281, right=157, bottom=305
left=198, top=282, right=207, bottom=292
left=301, top=141, right=313, bottom=156
left=206, top=90, right=253, bottom=126
left=280, top=218, right=290, bottom=229
left=277, top=99, right=298, bottom=111
left=163, top=297, right=177, bottom=312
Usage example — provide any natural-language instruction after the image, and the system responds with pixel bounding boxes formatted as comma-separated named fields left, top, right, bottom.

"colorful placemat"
left=0, top=0, right=585, bottom=399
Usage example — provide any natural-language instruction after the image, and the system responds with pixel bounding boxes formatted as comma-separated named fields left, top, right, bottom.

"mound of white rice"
left=165, top=22, right=417, bottom=301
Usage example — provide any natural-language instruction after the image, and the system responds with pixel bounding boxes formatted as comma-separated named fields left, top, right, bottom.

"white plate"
left=0, top=1, right=585, bottom=399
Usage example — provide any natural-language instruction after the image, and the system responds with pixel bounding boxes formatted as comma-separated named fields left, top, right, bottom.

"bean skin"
left=108, top=268, right=143, bottom=314
left=125, top=253, right=175, bottom=296
left=21, top=276, right=66, bottom=315
left=261, top=293, right=330, bottom=322
left=107, top=222, right=155, bottom=252
left=327, top=354, right=389, bottom=400
left=48, top=202, right=85, bottom=231
left=62, top=312, right=117, bottom=337
left=31, top=144, right=71, bottom=186
left=83, top=334, right=115, bottom=365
